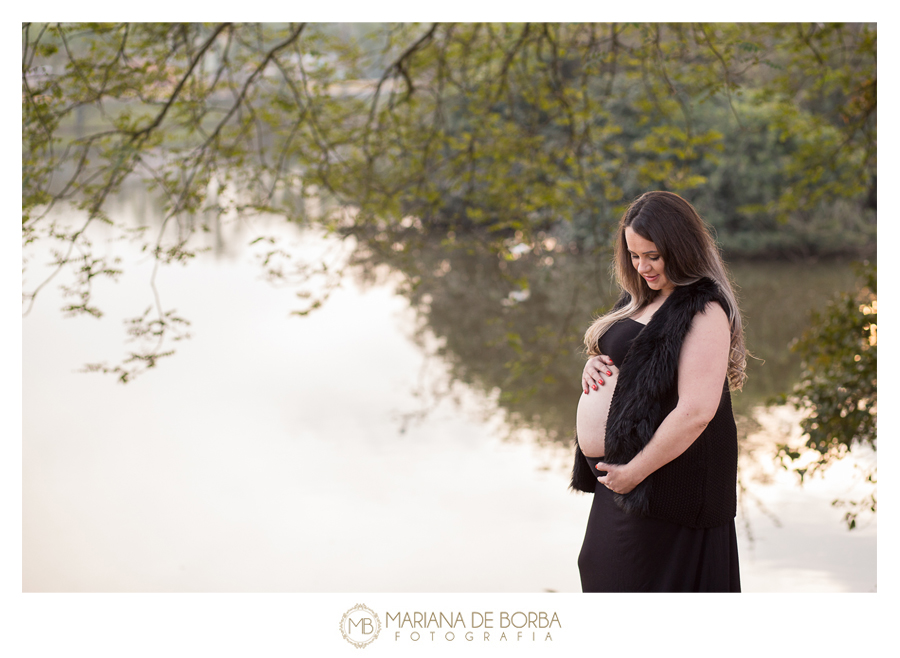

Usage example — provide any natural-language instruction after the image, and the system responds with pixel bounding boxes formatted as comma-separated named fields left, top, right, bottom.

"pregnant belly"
left=575, top=374, right=618, bottom=458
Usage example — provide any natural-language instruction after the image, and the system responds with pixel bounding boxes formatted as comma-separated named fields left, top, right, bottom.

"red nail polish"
left=599, top=380, right=604, bottom=386
left=592, top=384, right=597, bottom=390
left=606, top=371, right=612, bottom=376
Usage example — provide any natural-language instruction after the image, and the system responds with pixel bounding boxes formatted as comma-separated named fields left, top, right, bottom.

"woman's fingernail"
left=591, top=384, right=597, bottom=390
left=599, top=380, right=604, bottom=386
left=606, top=370, right=612, bottom=376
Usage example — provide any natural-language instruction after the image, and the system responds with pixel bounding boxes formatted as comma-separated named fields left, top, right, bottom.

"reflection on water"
left=736, top=405, right=876, bottom=591
left=22, top=197, right=875, bottom=592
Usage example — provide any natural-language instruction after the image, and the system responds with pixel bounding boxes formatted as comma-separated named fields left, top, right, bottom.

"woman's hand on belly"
left=582, top=354, right=616, bottom=394
left=593, top=460, right=642, bottom=495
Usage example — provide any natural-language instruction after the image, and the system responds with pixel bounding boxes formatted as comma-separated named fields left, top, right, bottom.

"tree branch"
left=196, top=23, right=306, bottom=153
left=130, top=22, right=231, bottom=143
left=367, top=23, right=439, bottom=132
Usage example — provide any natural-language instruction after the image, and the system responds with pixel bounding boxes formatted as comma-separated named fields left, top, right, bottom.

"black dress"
left=577, top=318, right=741, bottom=592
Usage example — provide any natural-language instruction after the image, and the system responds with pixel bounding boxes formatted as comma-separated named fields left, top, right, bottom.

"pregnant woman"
left=572, top=191, right=747, bottom=592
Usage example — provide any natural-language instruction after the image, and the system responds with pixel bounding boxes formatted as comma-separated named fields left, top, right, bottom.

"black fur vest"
left=571, top=277, right=738, bottom=528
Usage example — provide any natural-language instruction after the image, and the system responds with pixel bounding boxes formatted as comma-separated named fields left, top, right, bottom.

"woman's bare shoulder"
left=696, top=300, right=729, bottom=327
left=684, top=301, right=729, bottom=349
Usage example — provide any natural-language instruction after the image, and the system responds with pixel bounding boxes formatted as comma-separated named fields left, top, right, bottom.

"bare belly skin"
left=575, top=366, right=619, bottom=458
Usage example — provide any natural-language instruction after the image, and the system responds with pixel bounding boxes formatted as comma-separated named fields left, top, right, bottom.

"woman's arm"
left=595, top=302, right=730, bottom=493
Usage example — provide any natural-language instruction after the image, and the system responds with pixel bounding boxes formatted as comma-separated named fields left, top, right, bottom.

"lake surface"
left=22, top=196, right=876, bottom=592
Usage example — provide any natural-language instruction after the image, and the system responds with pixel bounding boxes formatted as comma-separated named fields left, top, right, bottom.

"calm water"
left=22, top=198, right=876, bottom=592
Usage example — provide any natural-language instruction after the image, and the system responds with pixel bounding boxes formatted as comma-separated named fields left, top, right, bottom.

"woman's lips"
left=643, top=274, right=659, bottom=281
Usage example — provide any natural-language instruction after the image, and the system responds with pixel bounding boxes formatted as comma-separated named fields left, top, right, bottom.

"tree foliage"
left=776, top=261, right=877, bottom=528
left=22, top=22, right=876, bottom=381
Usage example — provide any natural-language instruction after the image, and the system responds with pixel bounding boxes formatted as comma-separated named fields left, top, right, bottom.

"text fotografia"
left=386, top=611, right=560, bottom=642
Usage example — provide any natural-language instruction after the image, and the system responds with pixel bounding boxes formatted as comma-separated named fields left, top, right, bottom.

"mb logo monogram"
left=340, top=604, right=382, bottom=648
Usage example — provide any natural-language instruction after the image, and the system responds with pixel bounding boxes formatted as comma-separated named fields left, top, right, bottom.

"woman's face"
left=625, top=227, right=676, bottom=296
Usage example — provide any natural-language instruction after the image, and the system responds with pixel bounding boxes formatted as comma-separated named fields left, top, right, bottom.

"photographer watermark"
left=339, top=606, right=561, bottom=645
left=339, top=604, right=382, bottom=648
